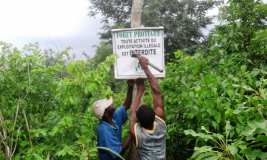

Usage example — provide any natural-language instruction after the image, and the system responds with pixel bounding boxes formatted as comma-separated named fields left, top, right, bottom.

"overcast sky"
left=0, top=0, right=103, bottom=58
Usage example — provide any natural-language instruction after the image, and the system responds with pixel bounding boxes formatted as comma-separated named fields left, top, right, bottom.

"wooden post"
left=128, top=1, right=144, bottom=160
left=131, top=0, right=144, bottom=28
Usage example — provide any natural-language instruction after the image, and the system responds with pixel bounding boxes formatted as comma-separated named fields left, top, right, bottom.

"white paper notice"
left=112, top=27, right=165, bottom=79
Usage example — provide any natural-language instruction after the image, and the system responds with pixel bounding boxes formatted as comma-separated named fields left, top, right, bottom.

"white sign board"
left=112, top=27, right=165, bottom=79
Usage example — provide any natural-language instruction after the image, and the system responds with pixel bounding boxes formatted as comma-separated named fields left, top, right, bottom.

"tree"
left=90, top=0, right=221, bottom=60
left=91, top=41, right=113, bottom=65
left=209, top=0, right=267, bottom=64
left=142, top=0, right=220, bottom=55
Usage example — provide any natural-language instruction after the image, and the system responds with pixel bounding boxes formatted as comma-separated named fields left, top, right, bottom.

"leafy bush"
left=162, top=50, right=266, bottom=159
left=0, top=42, right=115, bottom=160
left=162, top=1, right=266, bottom=159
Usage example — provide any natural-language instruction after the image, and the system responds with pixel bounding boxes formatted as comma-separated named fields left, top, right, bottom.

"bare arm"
left=138, top=56, right=165, bottom=120
left=130, top=79, right=145, bottom=137
left=123, top=80, right=134, bottom=110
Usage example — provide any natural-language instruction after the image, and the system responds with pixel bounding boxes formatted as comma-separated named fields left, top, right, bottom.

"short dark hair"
left=136, top=104, right=155, bottom=129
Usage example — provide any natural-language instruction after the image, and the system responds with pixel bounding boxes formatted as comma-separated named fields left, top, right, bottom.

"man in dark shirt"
left=130, top=56, right=166, bottom=160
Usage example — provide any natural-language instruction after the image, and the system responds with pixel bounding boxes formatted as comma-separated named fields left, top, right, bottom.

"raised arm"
left=130, top=79, right=145, bottom=137
left=123, top=80, right=134, bottom=110
left=137, top=56, right=165, bottom=120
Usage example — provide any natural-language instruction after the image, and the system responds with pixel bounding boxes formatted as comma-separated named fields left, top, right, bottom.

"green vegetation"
left=0, top=0, right=266, bottom=159
left=0, top=42, right=115, bottom=159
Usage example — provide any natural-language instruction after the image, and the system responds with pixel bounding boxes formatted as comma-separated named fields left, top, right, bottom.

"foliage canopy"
left=90, top=0, right=221, bottom=57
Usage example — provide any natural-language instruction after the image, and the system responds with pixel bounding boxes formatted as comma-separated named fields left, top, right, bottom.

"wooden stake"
left=128, top=0, right=144, bottom=160
left=131, top=0, right=144, bottom=28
